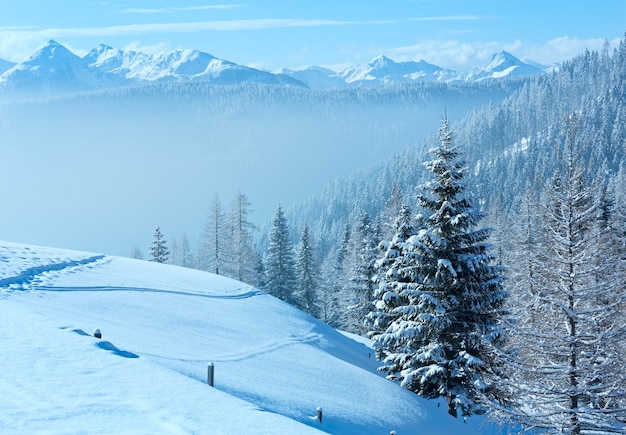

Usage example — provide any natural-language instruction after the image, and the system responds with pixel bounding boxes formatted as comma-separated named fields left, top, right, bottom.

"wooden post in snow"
left=207, top=362, right=215, bottom=387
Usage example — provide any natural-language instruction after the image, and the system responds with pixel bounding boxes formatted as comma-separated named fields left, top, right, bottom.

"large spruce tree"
left=370, top=117, right=506, bottom=417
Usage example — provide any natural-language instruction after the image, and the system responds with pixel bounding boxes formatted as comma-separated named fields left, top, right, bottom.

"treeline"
left=139, top=35, right=625, bottom=432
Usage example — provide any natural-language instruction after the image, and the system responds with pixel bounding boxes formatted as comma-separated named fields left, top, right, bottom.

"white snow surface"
left=0, top=241, right=502, bottom=434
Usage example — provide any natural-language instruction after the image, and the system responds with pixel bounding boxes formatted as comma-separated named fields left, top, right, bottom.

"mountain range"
left=0, top=40, right=549, bottom=97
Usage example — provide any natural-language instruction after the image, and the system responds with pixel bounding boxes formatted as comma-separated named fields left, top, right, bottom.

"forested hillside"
left=281, top=37, right=625, bottom=323
left=270, top=35, right=626, bottom=433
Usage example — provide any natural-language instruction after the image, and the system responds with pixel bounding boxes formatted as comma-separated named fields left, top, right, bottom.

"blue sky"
left=0, top=0, right=624, bottom=71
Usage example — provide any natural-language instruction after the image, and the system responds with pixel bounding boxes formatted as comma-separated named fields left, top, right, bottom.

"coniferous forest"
left=149, top=37, right=626, bottom=433
left=4, top=34, right=624, bottom=433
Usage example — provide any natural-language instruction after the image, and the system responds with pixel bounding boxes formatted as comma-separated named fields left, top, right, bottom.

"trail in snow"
left=0, top=251, right=106, bottom=290
left=32, top=285, right=264, bottom=299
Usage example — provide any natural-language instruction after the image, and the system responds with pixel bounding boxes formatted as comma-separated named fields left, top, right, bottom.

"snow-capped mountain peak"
left=484, top=50, right=525, bottom=72
left=34, top=39, right=76, bottom=60
left=0, top=39, right=100, bottom=94
left=369, top=54, right=395, bottom=68
left=336, top=54, right=456, bottom=84
left=467, top=50, right=543, bottom=80
left=0, top=41, right=547, bottom=97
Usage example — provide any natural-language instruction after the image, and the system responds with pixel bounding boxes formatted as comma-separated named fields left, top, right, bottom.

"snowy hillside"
left=0, top=241, right=501, bottom=434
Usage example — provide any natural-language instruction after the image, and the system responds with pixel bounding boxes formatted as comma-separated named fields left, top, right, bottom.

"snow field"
left=0, top=242, right=495, bottom=434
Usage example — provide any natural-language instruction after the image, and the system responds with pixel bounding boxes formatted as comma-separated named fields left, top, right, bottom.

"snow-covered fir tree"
left=339, top=211, right=378, bottom=334
left=368, top=203, right=416, bottom=349
left=295, top=222, right=320, bottom=317
left=379, top=181, right=405, bottom=241
left=264, top=205, right=297, bottom=303
left=370, top=117, right=507, bottom=417
left=317, top=223, right=350, bottom=327
left=495, top=116, right=626, bottom=434
left=149, top=227, right=169, bottom=263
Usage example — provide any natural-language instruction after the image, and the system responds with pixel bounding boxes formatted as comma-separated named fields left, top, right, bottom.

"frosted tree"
left=130, top=246, right=144, bottom=260
left=226, top=192, right=258, bottom=285
left=368, top=204, right=416, bottom=350
left=295, top=222, right=320, bottom=317
left=496, top=116, right=626, bottom=434
left=317, top=223, right=350, bottom=327
left=169, top=238, right=180, bottom=265
left=264, top=205, right=297, bottom=303
left=179, top=234, right=194, bottom=268
left=317, top=254, right=339, bottom=325
left=339, top=211, right=378, bottom=334
left=168, top=235, right=193, bottom=267
left=379, top=181, right=405, bottom=241
left=199, top=193, right=229, bottom=275
left=149, top=227, right=169, bottom=263
left=371, top=117, right=507, bottom=417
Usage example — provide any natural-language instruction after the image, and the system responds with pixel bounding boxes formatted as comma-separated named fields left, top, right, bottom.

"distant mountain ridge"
left=0, top=40, right=549, bottom=97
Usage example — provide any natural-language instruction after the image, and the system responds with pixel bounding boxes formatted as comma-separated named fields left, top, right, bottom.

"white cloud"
left=119, top=5, right=244, bottom=14
left=0, top=18, right=394, bottom=38
left=408, top=15, right=485, bottom=22
left=522, top=36, right=619, bottom=65
left=380, top=36, right=620, bottom=70
left=123, top=41, right=172, bottom=55
left=0, top=18, right=396, bottom=61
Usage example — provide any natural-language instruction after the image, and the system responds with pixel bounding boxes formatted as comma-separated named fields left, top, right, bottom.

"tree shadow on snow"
left=96, top=341, right=139, bottom=359
left=71, top=328, right=91, bottom=336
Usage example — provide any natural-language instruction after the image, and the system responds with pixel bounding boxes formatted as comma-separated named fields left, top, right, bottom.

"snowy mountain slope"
left=250, top=52, right=545, bottom=88
left=0, top=58, right=15, bottom=75
left=0, top=41, right=546, bottom=97
left=465, top=51, right=543, bottom=81
left=274, top=66, right=346, bottom=89
left=0, top=241, right=498, bottom=434
left=0, top=40, right=304, bottom=98
left=85, top=44, right=303, bottom=85
left=337, top=55, right=458, bottom=84
left=0, top=40, right=104, bottom=94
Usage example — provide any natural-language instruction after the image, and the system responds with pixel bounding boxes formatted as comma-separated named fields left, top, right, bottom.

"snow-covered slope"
left=275, top=66, right=346, bottom=89
left=85, top=44, right=302, bottom=85
left=0, top=241, right=501, bottom=434
left=0, top=41, right=547, bottom=97
left=337, top=55, right=457, bottom=84
left=0, top=40, right=305, bottom=98
left=278, top=53, right=544, bottom=88
left=0, top=58, right=15, bottom=75
left=0, top=40, right=103, bottom=95
left=465, top=51, right=543, bottom=81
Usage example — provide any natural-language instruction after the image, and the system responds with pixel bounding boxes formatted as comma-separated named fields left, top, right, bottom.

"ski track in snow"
left=140, top=330, right=324, bottom=365
left=33, top=285, right=264, bottom=299
left=0, top=255, right=106, bottom=291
